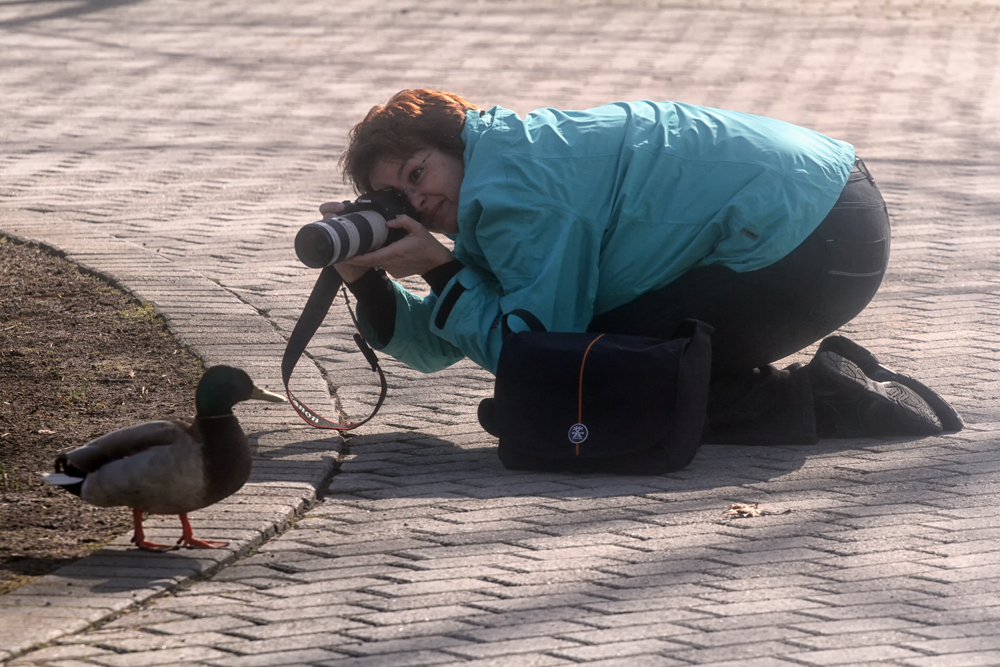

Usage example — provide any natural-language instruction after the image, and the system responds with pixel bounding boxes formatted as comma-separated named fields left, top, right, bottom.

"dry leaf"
left=725, top=502, right=763, bottom=518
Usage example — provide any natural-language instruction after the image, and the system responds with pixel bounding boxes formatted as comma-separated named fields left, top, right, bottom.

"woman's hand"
left=317, top=201, right=453, bottom=281
left=316, top=201, right=369, bottom=283
left=318, top=200, right=348, bottom=218
left=340, top=215, right=453, bottom=279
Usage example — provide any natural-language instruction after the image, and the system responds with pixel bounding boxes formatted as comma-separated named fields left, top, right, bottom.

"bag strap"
left=500, top=309, right=547, bottom=335
left=281, top=266, right=387, bottom=430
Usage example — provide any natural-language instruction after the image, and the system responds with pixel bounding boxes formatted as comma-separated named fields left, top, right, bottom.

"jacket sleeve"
left=356, top=280, right=467, bottom=374
left=428, top=203, right=602, bottom=374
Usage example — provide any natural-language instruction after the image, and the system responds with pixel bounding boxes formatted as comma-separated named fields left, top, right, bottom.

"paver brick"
left=225, top=616, right=366, bottom=640
left=233, top=603, right=373, bottom=624
left=343, top=619, right=480, bottom=643
left=88, top=645, right=234, bottom=667
left=901, top=652, right=1000, bottom=667
left=699, top=659, right=804, bottom=667
left=7, top=644, right=114, bottom=665
left=786, top=644, right=927, bottom=665
left=205, top=648, right=347, bottom=667
left=553, top=638, right=688, bottom=661
left=315, top=650, right=471, bottom=667
left=669, top=641, right=818, bottom=665
left=94, top=630, right=244, bottom=653
left=145, top=614, right=258, bottom=635
left=444, top=634, right=584, bottom=660
left=791, top=629, right=933, bottom=651
left=198, top=631, right=357, bottom=656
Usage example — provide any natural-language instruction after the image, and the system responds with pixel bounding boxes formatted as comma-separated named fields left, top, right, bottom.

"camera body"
left=294, top=189, right=416, bottom=269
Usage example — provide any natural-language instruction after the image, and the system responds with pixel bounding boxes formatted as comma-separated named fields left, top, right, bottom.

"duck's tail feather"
left=42, top=472, right=85, bottom=497
left=42, top=472, right=85, bottom=486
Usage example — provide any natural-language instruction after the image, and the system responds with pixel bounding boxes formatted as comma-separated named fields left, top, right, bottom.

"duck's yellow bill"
left=251, top=385, right=288, bottom=403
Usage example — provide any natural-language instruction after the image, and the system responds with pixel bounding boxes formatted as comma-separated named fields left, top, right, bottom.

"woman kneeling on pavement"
left=323, top=88, right=962, bottom=447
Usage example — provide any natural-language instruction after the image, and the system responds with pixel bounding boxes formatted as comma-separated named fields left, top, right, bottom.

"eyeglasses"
left=401, top=151, right=432, bottom=196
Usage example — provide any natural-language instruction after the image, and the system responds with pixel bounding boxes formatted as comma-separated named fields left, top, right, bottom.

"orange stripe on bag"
left=574, top=334, right=605, bottom=456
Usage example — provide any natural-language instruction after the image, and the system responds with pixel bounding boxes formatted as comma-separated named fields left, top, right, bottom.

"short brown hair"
left=340, top=89, right=479, bottom=194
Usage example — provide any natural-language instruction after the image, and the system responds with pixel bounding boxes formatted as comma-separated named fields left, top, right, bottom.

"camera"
left=294, top=189, right=416, bottom=269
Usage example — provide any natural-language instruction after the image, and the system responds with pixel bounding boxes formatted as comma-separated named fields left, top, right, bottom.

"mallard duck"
left=43, top=365, right=286, bottom=552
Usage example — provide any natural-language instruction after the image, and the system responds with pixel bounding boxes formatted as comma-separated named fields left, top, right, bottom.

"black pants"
left=589, top=158, right=891, bottom=444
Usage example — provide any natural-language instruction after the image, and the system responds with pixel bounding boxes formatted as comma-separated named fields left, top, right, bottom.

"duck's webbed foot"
left=176, top=514, right=229, bottom=549
left=131, top=509, right=178, bottom=552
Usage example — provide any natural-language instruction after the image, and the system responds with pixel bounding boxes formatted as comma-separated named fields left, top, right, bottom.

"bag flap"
left=495, top=331, right=688, bottom=459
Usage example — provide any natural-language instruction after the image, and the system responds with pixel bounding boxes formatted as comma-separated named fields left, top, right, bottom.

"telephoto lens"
left=295, top=189, right=415, bottom=269
left=295, top=211, right=389, bottom=268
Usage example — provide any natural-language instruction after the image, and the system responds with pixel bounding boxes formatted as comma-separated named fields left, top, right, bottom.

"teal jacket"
left=365, top=101, right=855, bottom=374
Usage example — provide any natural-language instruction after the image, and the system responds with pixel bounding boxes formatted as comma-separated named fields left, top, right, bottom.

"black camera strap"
left=281, top=266, right=387, bottom=430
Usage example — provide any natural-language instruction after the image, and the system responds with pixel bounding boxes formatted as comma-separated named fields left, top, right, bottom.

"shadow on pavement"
left=324, top=430, right=945, bottom=502
left=0, top=0, right=148, bottom=30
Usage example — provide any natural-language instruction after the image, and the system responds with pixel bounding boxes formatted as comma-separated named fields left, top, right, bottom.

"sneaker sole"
left=814, top=351, right=942, bottom=436
left=817, top=336, right=964, bottom=431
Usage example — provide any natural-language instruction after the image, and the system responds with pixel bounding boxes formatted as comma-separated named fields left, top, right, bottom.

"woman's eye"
left=407, top=153, right=431, bottom=187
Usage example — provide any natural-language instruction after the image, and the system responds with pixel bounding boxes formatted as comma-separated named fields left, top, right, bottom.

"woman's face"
left=368, top=148, right=464, bottom=235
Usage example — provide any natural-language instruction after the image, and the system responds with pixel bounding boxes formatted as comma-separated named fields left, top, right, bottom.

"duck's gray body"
left=64, top=417, right=249, bottom=515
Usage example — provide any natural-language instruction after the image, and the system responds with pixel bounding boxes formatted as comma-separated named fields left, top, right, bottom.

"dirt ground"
left=0, top=237, right=205, bottom=594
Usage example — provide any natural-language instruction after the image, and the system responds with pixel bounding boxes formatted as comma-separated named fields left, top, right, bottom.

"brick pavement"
left=2, top=0, right=999, bottom=664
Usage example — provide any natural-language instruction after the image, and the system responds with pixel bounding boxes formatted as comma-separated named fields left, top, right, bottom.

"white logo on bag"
left=568, top=423, right=589, bottom=444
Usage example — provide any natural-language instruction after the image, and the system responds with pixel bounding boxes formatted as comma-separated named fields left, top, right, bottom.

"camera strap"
left=281, top=266, right=387, bottom=430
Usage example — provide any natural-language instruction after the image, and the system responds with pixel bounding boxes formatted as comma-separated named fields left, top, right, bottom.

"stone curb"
left=0, top=221, right=342, bottom=661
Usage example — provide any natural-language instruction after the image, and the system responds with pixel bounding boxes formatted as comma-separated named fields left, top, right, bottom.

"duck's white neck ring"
left=199, top=413, right=235, bottom=420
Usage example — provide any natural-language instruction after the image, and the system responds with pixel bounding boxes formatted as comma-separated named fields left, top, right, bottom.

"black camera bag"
left=493, top=310, right=712, bottom=475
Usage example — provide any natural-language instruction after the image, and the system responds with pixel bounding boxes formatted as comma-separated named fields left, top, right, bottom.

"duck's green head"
left=195, top=365, right=287, bottom=417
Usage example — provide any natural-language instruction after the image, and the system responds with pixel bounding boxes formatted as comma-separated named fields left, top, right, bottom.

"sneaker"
left=809, top=349, right=943, bottom=437
left=817, top=336, right=964, bottom=432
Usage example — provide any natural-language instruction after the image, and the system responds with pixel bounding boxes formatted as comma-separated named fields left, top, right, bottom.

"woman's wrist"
left=335, top=263, right=372, bottom=283
left=421, top=243, right=455, bottom=276
left=422, top=259, right=465, bottom=295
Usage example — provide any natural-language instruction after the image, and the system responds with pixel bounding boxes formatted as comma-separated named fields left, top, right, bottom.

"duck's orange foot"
left=177, top=536, right=229, bottom=549
left=132, top=535, right=178, bottom=552
left=131, top=509, right=177, bottom=552
left=176, top=513, right=228, bottom=549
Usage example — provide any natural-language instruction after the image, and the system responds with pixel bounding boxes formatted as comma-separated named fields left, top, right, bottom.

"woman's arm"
left=428, top=205, right=602, bottom=373
left=315, top=201, right=467, bottom=369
